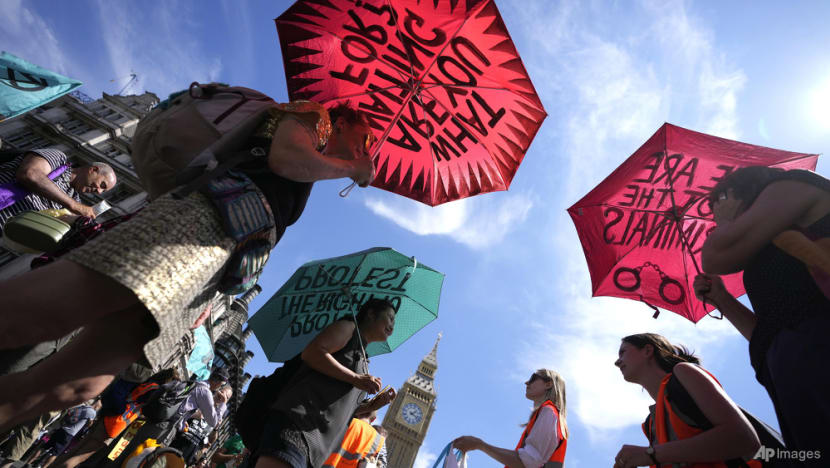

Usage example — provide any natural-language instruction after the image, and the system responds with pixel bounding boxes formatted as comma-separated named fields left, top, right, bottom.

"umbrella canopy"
left=568, top=123, right=819, bottom=322
left=0, top=51, right=82, bottom=121
left=275, top=0, right=546, bottom=206
left=249, top=247, right=444, bottom=362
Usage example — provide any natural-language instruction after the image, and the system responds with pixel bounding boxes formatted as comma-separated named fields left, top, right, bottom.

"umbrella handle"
left=339, top=181, right=356, bottom=198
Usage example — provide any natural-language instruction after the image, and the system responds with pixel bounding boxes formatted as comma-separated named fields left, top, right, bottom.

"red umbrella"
left=568, top=123, right=819, bottom=322
left=275, top=0, right=546, bottom=206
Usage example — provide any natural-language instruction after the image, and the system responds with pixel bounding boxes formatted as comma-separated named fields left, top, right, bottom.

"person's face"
left=332, top=118, right=374, bottom=159
left=365, top=307, right=395, bottom=343
left=710, top=189, right=744, bottom=225
left=524, top=372, right=552, bottom=400
left=72, top=166, right=115, bottom=194
left=614, top=341, right=651, bottom=383
left=209, top=379, right=227, bottom=391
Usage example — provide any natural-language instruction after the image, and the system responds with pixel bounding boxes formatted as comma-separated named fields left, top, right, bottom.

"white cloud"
left=507, top=0, right=749, bottom=438
left=518, top=273, right=738, bottom=437
left=94, top=0, right=223, bottom=98
left=364, top=192, right=533, bottom=250
left=697, top=60, right=746, bottom=139
left=0, top=0, right=71, bottom=75
left=413, top=442, right=439, bottom=468
left=643, top=0, right=746, bottom=139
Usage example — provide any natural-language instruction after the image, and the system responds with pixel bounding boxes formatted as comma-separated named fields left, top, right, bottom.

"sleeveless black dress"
left=269, top=327, right=368, bottom=467
left=741, top=184, right=830, bottom=459
left=744, top=212, right=830, bottom=377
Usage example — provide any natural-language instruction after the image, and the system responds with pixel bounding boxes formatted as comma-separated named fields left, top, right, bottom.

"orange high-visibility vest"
left=322, top=418, right=385, bottom=468
left=642, top=371, right=761, bottom=468
left=509, top=400, right=567, bottom=468
left=103, top=382, right=158, bottom=438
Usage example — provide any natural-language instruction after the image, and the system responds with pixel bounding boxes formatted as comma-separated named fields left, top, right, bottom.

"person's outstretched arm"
left=693, top=274, right=756, bottom=340
left=454, top=406, right=558, bottom=468
left=301, top=320, right=381, bottom=394
left=453, top=436, right=525, bottom=468
left=15, top=152, right=93, bottom=217
left=615, top=363, right=760, bottom=467
left=268, top=115, right=374, bottom=186
left=702, top=181, right=821, bottom=274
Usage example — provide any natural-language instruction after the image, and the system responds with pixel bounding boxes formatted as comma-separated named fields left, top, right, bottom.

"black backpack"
left=141, top=380, right=195, bottom=423
left=235, top=355, right=302, bottom=450
left=657, top=375, right=790, bottom=468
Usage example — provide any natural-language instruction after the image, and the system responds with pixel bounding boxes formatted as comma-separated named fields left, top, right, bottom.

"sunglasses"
left=527, top=373, right=552, bottom=384
left=363, top=131, right=377, bottom=154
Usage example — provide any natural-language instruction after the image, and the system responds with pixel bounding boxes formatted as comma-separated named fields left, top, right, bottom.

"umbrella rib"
left=407, top=0, right=489, bottom=86
left=324, top=84, right=412, bottom=102
left=420, top=83, right=545, bottom=112
left=410, top=87, right=440, bottom=203
left=677, top=236, right=697, bottom=322
left=661, top=143, right=703, bottom=275
left=769, top=153, right=821, bottom=167
left=577, top=202, right=712, bottom=222
left=278, top=20, right=415, bottom=85
left=421, top=87, right=509, bottom=189
left=383, top=0, right=422, bottom=86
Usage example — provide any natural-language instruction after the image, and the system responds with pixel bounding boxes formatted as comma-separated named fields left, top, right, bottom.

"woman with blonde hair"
left=613, top=333, right=760, bottom=468
left=454, top=368, right=568, bottom=467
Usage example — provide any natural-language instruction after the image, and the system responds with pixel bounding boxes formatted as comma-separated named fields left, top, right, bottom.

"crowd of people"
left=0, top=79, right=828, bottom=468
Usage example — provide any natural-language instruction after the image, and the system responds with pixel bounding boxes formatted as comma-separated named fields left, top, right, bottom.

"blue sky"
left=4, top=0, right=830, bottom=466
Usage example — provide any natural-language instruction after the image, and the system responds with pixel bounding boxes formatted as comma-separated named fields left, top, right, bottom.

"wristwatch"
left=645, top=445, right=659, bottom=465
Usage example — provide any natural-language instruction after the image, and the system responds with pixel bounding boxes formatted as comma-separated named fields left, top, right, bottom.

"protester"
left=695, top=166, right=830, bottom=462
left=453, top=368, right=568, bottom=468
left=170, top=415, right=214, bottom=467
left=612, top=333, right=759, bottom=467
left=247, top=298, right=396, bottom=468
left=0, top=148, right=115, bottom=228
left=174, top=369, right=231, bottom=431
left=0, top=98, right=375, bottom=429
left=52, top=368, right=177, bottom=468
left=23, top=400, right=100, bottom=468
left=369, top=426, right=387, bottom=468
left=211, top=433, right=245, bottom=468
left=322, top=406, right=386, bottom=468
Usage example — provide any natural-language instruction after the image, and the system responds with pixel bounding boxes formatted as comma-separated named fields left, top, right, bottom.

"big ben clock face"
left=401, top=402, right=423, bottom=425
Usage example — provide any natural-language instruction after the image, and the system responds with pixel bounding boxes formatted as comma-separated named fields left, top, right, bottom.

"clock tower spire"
left=381, top=333, right=441, bottom=468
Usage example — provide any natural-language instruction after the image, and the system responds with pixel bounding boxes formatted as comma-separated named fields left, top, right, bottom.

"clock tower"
left=381, top=334, right=440, bottom=468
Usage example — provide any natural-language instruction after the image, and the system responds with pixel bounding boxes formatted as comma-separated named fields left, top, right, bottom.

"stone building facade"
left=0, top=89, right=258, bottom=457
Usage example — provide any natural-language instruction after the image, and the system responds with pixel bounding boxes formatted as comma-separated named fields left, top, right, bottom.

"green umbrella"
left=249, top=247, right=444, bottom=362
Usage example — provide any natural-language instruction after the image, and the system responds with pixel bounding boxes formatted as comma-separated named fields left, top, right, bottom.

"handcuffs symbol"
left=612, top=262, right=685, bottom=305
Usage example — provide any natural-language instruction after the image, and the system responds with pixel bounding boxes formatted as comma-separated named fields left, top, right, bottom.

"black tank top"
left=743, top=172, right=830, bottom=381
left=271, top=327, right=368, bottom=467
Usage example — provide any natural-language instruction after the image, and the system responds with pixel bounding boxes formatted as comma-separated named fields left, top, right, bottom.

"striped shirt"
left=0, top=148, right=79, bottom=231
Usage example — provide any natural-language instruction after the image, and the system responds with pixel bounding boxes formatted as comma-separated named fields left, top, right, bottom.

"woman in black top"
left=255, top=298, right=397, bottom=468
left=696, top=166, right=830, bottom=461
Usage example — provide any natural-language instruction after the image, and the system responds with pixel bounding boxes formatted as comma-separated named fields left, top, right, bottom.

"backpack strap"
left=171, top=146, right=267, bottom=200
left=665, top=375, right=754, bottom=468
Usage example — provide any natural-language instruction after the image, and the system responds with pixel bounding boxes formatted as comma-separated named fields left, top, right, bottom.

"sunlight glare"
left=808, top=77, right=830, bottom=131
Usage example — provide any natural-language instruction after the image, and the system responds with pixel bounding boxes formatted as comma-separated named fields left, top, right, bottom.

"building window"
left=59, top=118, right=93, bottom=136
left=96, top=142, right=121, bottom=158
left=5, top=129, right=50, bottom=150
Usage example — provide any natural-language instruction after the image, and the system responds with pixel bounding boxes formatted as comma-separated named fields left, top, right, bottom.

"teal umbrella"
left=0, top=51, right=83, bottom=121
left=249, top=247, right=444, bottom=362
